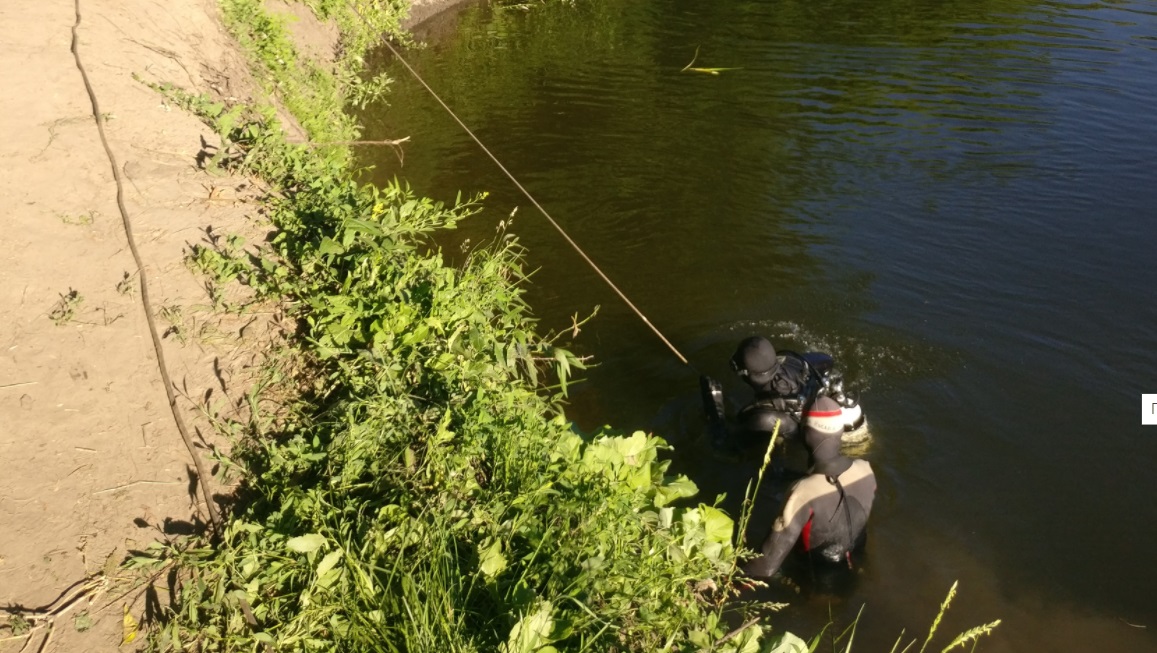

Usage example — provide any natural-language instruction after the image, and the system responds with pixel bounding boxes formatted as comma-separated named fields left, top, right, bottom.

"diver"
left=700, top=335, right=865, bottom=452
left=742, top=396, right=877, bottom=578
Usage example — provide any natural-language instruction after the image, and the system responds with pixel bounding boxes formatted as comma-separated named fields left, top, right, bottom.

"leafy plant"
left=58, top=210, right=97, bottom=225
left=137, top=75, right=764, bottom=649
left=158, top=305, right=187, bottom=343
left=8, top=614, right=31, bottom=636
left=49, top=289, right=83, bottom=325
left=136, top=2, right=1001, bottom=651
left=116, top=271, right=137, bottom=297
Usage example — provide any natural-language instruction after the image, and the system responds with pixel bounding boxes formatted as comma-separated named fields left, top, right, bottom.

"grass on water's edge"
left=136, top=0, right=785, bottom=650
left=129, top=0, right=1001, bottom=651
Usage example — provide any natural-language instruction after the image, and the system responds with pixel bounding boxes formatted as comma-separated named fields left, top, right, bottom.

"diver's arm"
left=742, top=496, right=812, bottom=578
left=739, top=407, right=786, bottom=436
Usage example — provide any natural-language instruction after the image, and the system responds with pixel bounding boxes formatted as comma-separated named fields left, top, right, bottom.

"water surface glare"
left=360, top=0, right=1157, bottom=649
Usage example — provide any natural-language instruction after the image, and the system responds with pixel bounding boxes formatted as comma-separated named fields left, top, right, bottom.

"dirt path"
left=0, top=0, right=475, bottom=647
left=0, top=0, right=273, bottom=648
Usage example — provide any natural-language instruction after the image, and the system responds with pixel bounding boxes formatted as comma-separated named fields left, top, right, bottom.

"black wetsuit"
left=735, top=354, right=812, bottom=440
left=744, top=459, right=876, bottom=577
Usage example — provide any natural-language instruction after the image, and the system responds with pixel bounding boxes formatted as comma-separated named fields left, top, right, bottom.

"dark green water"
left=359, top=0, right=1157, bottom=649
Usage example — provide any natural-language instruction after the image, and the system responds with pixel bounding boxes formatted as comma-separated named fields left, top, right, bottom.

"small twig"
left=0, top=630, right=41, bottom=646
left=715, top=618, right=760, bottom=647
left=288, top=137, right=410, bottom=147
left=93, top=480, right=181, bottom=495
left=238, top=597, right=258, bottom=627
left=1120, top=617, right=1147, bottom=629
left=0, top=381, right=38, bottom=390
left=2, top=575, right=107, bottom=637
left=15, top=627, right=42, bottom=652
left=681, top=45, right=701, bottom=72
left=33, top=623, right=55, bottom=653
left=93, top=564, right=171, bottom=616
left=679, top=44, right=741, bottom=75
left=66, top=464, right=93, bottom=478
left=287, top=136, right=410, bottom=165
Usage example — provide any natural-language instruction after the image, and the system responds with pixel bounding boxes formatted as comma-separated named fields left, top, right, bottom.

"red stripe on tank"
left=801, top=510, right=814, bottom=551
left=805, top=409, right=843, bottom=418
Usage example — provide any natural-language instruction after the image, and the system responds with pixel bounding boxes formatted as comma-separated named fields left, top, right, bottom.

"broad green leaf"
left=346, top=217, right=385, bottom=237
left=286, top=533, right=326, bottom=553
left=720, top=622, right=764, bottom=653
left=654, top=475, right=699, bottom=507
left=701, top=506, right=734, bottom=545
left=315, top=549, right=344, bottom=588
left=317, top=237, right=345, bottom=256
left=762, top=631, right=808, bottom=653
left=434, top=409, right=454, bottom=444
left=612, top=431, right=650, bottom=465
left=552, top=432, right=582, bottom=462
left=478, top=539, right=507, bottom=579
left=501, top=600, right=554, bottom=653
left=553, top=348, right=571, bottom=394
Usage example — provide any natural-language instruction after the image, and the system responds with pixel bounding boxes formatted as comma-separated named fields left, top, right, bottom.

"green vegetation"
left=49, top=288, right=83, bottom=325
left=218, top=0, right=403, bottom=146
left=158, top=305, right=187, bottom=344
left=140, top=84, right=777, bottom=653
left=58, top=210, right=97, bottom=225
left=132, top=2, right=788, bottom=651
left=116, top=271, right=137, bottom=297
left=129, top=2, right=1000, bottom=652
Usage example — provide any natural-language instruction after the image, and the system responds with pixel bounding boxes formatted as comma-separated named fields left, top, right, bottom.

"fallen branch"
left=289, top=137, right=410, bottom=147
left=93, top=480, right=181, bottom=495
left=286, top=137, right=410, bottom=165
left=714, top=618, right=760, bottom=647
left=0, top=381, right=37, bottom=390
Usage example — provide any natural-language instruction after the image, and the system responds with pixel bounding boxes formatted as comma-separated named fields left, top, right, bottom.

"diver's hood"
left=805, top=423, right=852, bottom=477
left=733, top=336, right=781, bottom=386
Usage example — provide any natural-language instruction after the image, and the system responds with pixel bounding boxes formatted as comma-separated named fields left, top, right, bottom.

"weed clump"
left=136, top=72, right=773, bottom=650
left=131, top=0, right=798, bottom=648
left=49, top=289, right=83, bottom=325
left=131, top=1, right=1003, bottom=649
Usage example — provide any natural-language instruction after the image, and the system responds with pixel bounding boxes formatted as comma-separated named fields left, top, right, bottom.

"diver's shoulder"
left=843, top=459, right=876, bottom=482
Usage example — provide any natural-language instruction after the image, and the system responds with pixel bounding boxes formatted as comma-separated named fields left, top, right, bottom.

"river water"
left=359, top=0, right=1157, bottom=649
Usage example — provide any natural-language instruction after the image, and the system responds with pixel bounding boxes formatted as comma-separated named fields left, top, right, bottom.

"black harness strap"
left=826, top=474, right=857, bottom=569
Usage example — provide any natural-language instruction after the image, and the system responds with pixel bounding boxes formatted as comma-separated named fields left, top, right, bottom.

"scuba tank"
left=801, top=352, right=868, bottom=443
left=702, top=351, right=869, bottom=446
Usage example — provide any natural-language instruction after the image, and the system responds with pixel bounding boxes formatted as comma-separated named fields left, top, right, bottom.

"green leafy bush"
left=139, top=83, right=769, bottom=649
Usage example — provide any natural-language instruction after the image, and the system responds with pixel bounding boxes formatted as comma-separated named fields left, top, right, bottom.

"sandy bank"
left=0, top=0, right=277, bottom=649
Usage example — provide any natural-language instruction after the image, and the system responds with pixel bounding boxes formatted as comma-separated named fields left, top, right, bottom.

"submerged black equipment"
left=703, top=342, right=866, bottom=446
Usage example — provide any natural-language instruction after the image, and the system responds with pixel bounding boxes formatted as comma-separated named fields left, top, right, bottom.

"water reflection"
left=358, top=0, right=1157, bottom=648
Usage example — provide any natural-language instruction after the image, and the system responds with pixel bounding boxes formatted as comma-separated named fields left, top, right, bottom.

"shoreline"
left=0, top=0, right=276, bottom=649
left=404, top=0, right=479, bottom=30
left=4, top=2, right=773, bottom=651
